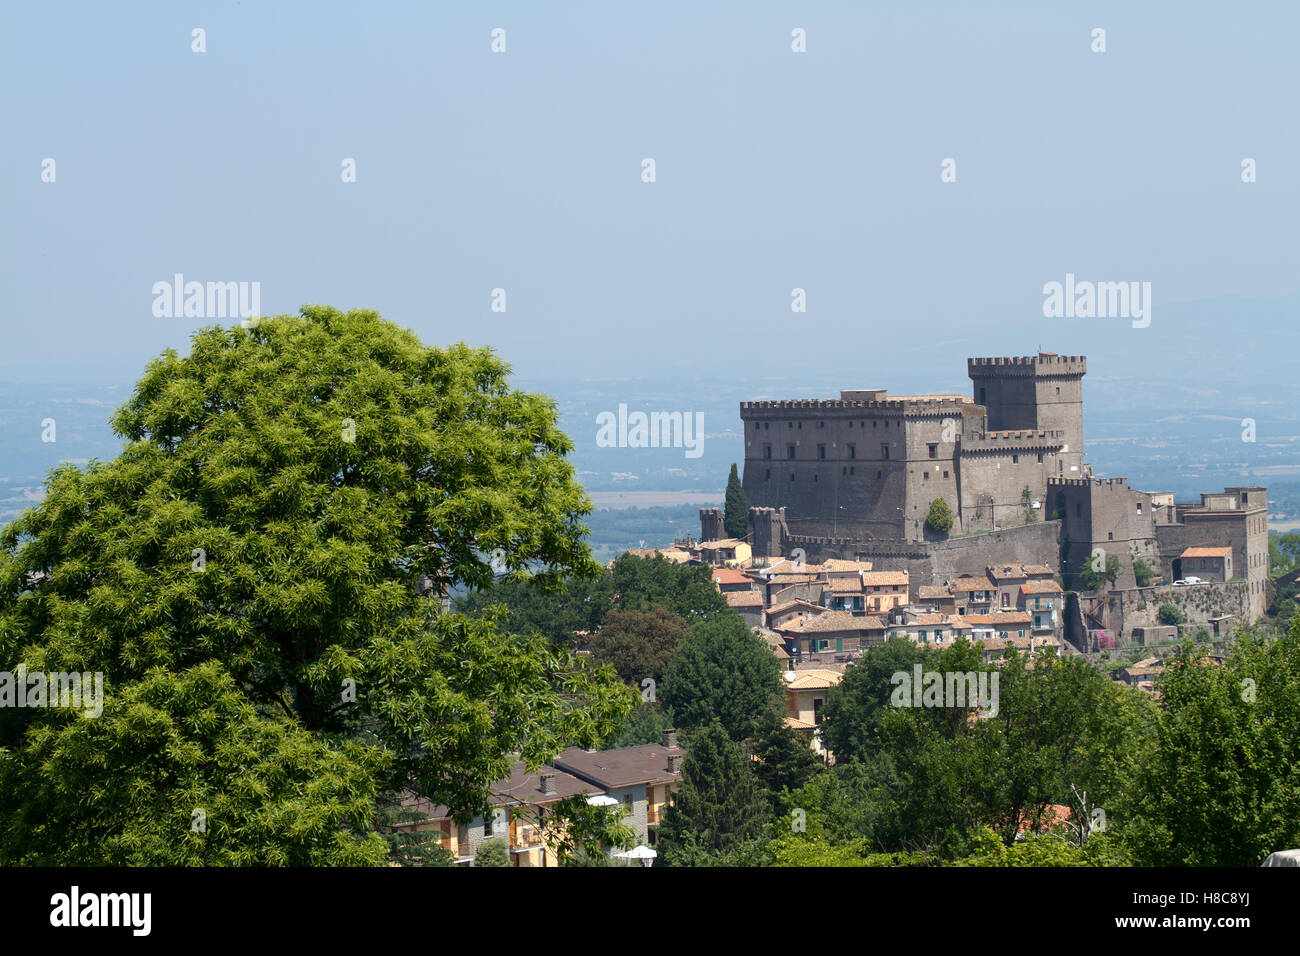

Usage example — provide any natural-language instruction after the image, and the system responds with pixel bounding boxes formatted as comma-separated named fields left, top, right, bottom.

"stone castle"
left=701, top=352, right=1269, bottom=623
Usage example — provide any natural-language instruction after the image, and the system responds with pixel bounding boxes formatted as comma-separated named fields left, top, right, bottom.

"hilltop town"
left=668, top=351, right=1267, bottom=653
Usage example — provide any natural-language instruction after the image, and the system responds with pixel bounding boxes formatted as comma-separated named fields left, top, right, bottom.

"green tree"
left=723, top=463, right=748, bottom=539
left=660, top=614, right=783, bottom=741
left=1079, top=552, right=1121, bottom=591
left=1132, top=557, right=1155, bottom=588
left=1126, top=628, right=1300, bottom=865
left=604, top=701, right=671, bottom=748
left=541, top=795, right=636, bottom=866
left=820, top=637, right=929, bottom=764
left=474, top=838, right=510, bottom=867
left=587, top=606, right=689, bottom=686
left=656, top=721, right=770, bottom=865
left=0, top=308, right=634, bottom=864
left=377, top=795, right=456, bottom=867
left=751, top=707, right=825, bottom=809
left=1157, top=603, right=1184, bottom=626
left=924, top=498, right=953, bottom=535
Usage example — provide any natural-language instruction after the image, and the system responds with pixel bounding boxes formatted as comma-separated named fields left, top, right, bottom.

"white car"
left=1173, top=579, right=1188, bottom=586
left=1182, top=576, right=1204, bottom=585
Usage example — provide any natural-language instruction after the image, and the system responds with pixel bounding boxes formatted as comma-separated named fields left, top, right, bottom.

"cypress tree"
left=723, top=463, right=748, bottom=539
left=657, top=721, right=770, bottom=864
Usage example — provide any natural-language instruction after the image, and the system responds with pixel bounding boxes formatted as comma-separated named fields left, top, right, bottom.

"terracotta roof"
left=1019, top=580, right=1063, bottom=594
left=712, top=568, right=751, bottom=586
left=895, top=613, right=972, bottom=630
left=781, top=611, right=886, bottom=634
left=726, top=590, right=764, bottom=608
left=819, top=559, right=874, bottom=573
left=949, top=576, right=995, bottom=593
left=825, top=578, right=867, bottom=593
left=1180, top=546, right=1232, bottom=558
left=762, top=634, right=791, bottom=659
left=765, top=573, right=821, bottom=585
left=784, top=668, right=844, bottom=690
left=967, top=611, right=1033, bottom=626
left=624, top=547, right=691, bottom=562
left=784, top=716, right=818, bottom=731
left=861, top=571, right=908, bottom=587
left=1023, top=565, right=1055, bottom=576
left=988, top=564, right=1029, bottom=580
left=696, top=538, right=744, bottom=550
left=767, top=599, right=825, bottom=617
left=916, top=585, right=952, bottom=599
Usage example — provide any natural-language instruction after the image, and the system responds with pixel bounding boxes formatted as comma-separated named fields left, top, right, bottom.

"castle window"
left=764, top=422, right=769, bottom=430
left=877, top=471, right=882, bottom=480
left=790, top=473, right=795, bottom=481
left=818, top=445, right=826, bottom=459
left=765, top=470, right=771, bottom=480
left=850, top=467, right=855, bottom=475
left=873, top=421, right=877, bottom=428
left=979, top=387, right=987, bottom=405
left=923, top=472, right=929, bottom=480
left=813, top=474, right=818, bottom=482
left=1056, top=387, right=1060, bottom=396
left=881, top=444, right=890, bottom=460
left=1037, top=453, right=1043, bottom=463
left=787, top=445, right=796, bottom=459
left=798, top=422, right=802, bottom=430
left=818, top=421, right=824, bottom=429
left=1076, top=504, right=1082, bottom=517
left=928, top=443, right=938, bottom=459
left=1136, top=503, right=1142, bottom=515
left=848, top=444, right=856, bottom=459
left=943, top=470, right=950, bottom=479
left=1107, top=532, right=1114, bottom=540
left=1012, top=454, right=1019, bottom=464
left=763, top=444, right=772, bottom=459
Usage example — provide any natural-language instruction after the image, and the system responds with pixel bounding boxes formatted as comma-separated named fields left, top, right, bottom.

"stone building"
left=711, top=351, right=1269, bottom=625
left=738, top=353, right=1086, bottom=544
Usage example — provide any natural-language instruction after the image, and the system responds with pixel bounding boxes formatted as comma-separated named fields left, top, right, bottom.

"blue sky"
left=3, top=1, right=1297, bottom=385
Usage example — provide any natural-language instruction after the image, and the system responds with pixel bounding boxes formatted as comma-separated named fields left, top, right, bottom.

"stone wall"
left=1095, top=582, right=1253, bottom=637
left=1049, top=477, right=1160, bottom=590
left=778, top=520, right=1060, bottom=589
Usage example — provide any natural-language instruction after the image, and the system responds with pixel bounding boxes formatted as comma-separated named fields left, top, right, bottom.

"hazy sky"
left=4, top=1, right=1297, bottom=385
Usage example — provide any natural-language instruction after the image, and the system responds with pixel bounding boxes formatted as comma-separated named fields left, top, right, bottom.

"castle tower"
left=968, top=353, right=1086, bottom=476
left=699, top=507, right=725, bottom=542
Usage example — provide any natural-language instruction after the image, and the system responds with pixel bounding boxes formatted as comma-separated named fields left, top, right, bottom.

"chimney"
left=662, top=728, right=678, bottom=749
left=667, top=752, right=683, bottom=774
left=539, top=771, right=556, bottom=795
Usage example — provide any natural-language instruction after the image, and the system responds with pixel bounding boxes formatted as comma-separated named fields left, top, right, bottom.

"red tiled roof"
left=1180, top=546, right=1231, bottom=558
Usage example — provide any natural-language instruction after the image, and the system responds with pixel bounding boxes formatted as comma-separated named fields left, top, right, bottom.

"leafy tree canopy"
left=0, top=308, right=634, bottom=864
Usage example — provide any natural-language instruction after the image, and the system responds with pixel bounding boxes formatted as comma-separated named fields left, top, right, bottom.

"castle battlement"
left=1048, top=476, right=1127, bottom=489
left=968, top=354, right=1086, bottom=374
left=962, top=429, right=1067, bottom=452
left=740, top=397, right=970, bottom=413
